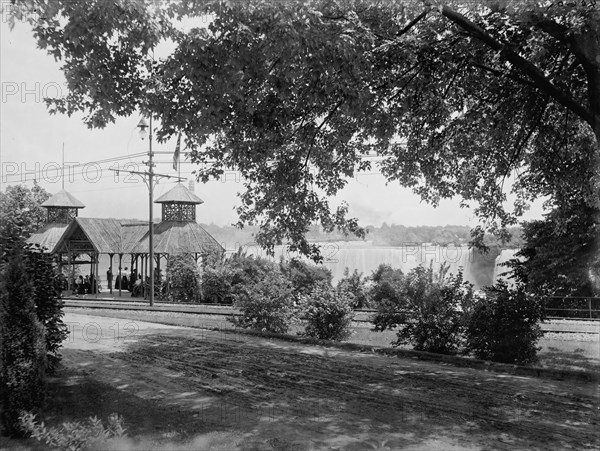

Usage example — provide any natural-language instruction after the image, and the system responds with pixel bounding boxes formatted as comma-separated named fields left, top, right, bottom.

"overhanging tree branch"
left=441, top=6, right=594, bottom=126
left=397, top=7, right=431, bottom=37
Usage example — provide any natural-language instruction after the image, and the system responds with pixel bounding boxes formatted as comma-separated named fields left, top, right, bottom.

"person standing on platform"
left=76, top=275, right=84, bottom=295
left=84, top=275, right=91, bottom=294
left=89, top=274, right=97, bottom=294
left=107, top=268, right=113, bottom=292
left=122, top=267, right=130, bottom=292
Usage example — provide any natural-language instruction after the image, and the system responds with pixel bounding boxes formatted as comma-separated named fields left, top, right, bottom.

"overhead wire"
left=2, top=152, right=149, bottom=182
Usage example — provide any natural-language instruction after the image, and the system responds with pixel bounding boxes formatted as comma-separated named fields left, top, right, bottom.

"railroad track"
left=63, top=300, right=599, bottom=333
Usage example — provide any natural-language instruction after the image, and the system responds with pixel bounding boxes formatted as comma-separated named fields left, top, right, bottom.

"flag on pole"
left=173, top=132, right=182, bottom=171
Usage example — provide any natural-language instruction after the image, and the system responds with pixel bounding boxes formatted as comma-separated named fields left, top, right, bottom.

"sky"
left=0, top=11, right=547, bottom=229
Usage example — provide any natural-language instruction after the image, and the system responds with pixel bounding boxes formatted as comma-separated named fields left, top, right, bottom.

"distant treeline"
left=200, top=223, right=524, bottom=250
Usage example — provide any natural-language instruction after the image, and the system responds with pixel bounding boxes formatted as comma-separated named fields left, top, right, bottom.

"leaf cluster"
left=465, top=281, right=544, bottom=364
left=371, top=262, right=476, bottom=354
left=300, top=282, right=355, bottom=341
left=167, top=254, right=201, bottom=302
left=13, top=1, right=600, bottom=259
left=19, top=411, right=126, bottom=451
left=232, top=268, right=297, bottom=334
left=0, top=253, right=47, bottom=437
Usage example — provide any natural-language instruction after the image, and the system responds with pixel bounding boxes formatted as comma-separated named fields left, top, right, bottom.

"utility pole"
left=110, top=116, right=183, bottom=307
left=147, top=116, right=155, bottom=307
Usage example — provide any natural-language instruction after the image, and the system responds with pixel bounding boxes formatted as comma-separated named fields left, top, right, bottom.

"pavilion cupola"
left=155, top=183, right=203, bottom=222
left=40, top=189, right=85, bottom=224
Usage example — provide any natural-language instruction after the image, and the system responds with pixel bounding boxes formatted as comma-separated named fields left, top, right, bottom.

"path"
left=55, top=312, right=599, bottom=450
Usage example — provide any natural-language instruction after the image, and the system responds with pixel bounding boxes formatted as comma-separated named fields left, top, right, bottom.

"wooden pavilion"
left=27, top=184, right=224, bottom=298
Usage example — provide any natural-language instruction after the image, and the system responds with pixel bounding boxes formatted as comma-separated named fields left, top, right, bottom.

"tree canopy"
left=0, top=183, right=50, bottom=260
left=9, top=0, right=599, bottom=261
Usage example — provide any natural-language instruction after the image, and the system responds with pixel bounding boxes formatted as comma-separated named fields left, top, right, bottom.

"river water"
left=244, top=241, right=515, bottom=289
left=90, top=242, right=517, bottom=290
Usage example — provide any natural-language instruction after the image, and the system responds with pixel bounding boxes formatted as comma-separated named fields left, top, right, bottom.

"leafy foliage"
left=201, top=249, right=276, bottom=304
left=0, top=253, right=47, bottom=437
left=372, top=263, right=477, bottom=354
left=337, top=267, right=371, bottom=309
left=369, top=264, right=405, bottom=313
left=0, top=183, right=50, bottom=260
left=11, top=1, right=599, bottom=259
left=227, top=250, right=276, bottom=287
left=466, top=282, right=545, bottom=364
left=280, top=258, right=333, bottom=300
left=508, top=203, right=600, bottom=297
left=200, top=264, right=235, bottom=304
left=23, top=245, right=69, bottom=372
left=20, top=411, right=126, bottom=451
left=167, top=254, right=201, bottom=302
left=300, top=283, right=354, bottom=341
left=507, top=129, right=600, bottom=296
left=232, top=269, right=296, bottom=334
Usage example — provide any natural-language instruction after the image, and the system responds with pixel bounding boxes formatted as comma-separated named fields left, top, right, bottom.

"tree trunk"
left=574, top=16, right=600, bottom=147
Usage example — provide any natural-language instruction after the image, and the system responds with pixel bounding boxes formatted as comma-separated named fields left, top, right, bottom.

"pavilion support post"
left=109, top=254, right=114, bottom=294
left=58, top=252, right=63, bottom=282
left=145, top=254, right=150, bottom=299
left=166, top=254, right=170, bottom=302
left=141, top=255, right=146, bottom=299
left=95, top=253, right=99, bottom=298
left=70, top=251, right=75, bottom=294
left=156, top=254, right=161, bottom=300
left=118, top=254, right=123, bottom=297
left=145, top=254, right=149, bottom=298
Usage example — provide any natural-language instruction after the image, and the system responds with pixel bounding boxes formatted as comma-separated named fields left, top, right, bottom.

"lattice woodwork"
left=47, top=207, right=78, bottom=223
left=162, top=202, right=196, bottom=222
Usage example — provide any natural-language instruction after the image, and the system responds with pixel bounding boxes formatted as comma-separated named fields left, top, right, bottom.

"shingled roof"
left=53, top=218, right=150, bottom=254
left=130, top=221, right=223, bottom=255
left=29, top=187, right=222, bottom=256
left=155, top=183, right=204, bottom=204
left=27, top=223, right=70, bottom=253
left=40, top=189, right=85, bottom=208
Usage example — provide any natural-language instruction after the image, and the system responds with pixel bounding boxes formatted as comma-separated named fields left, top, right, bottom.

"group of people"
left=106, top=267, right=151, bottom=298
left=107, top=267, right=133, bottom=291
left=66, top=266, right=162, bottom=298
left=74, top=274, right=98, bottom=295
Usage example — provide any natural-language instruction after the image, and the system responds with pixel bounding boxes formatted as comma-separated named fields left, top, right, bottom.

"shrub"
left=229, top=252, right=274, bottom=287
left=167, top=254, right=201, bottom=302
left=372, top=263, right=476, bottom=355
left=280, top=258, right=332, bottom=299
left=300, top=283, right=354, bottom=341
left=201, top=265, right=235, bottom=304
left=0, top=253, right=47, bottom=437
left=20, top=411, right=126, bottom=451
left=466, top=282, right=544, bottom=364
left=369, top=264, right=404, bottom=311
left=337, top=267, right=370, bottom=309
left=24, top=244, right=69, bottom=372
left=201, top=250, right=275, bottom=304
left=232, top=269, right=296, bottom=334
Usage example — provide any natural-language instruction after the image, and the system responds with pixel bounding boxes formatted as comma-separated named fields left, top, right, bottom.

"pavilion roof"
left=35, top=216, right=222, bottom=256
left=130, top=221, right=223, bottom=255
left=54, top=218, right=150, bottom=254
left=26, top=223, right=70, bottom=253
left=155, top=183, right=204, bottom=204
left=41, top=189, right=85, bottom=208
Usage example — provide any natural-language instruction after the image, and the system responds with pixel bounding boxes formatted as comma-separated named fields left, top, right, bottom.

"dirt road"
left=53, top=312, right=599, bottom=450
